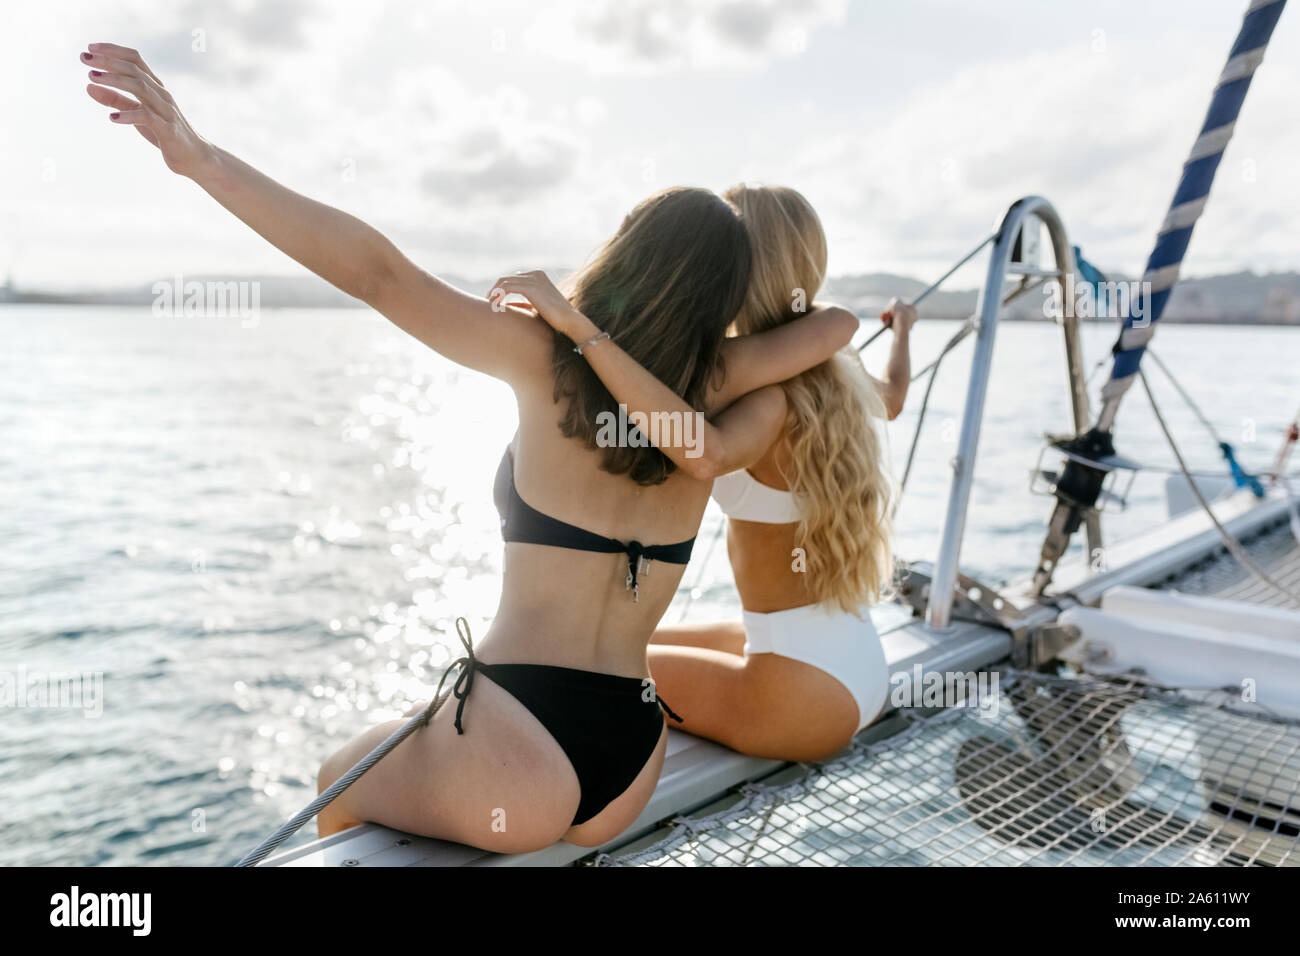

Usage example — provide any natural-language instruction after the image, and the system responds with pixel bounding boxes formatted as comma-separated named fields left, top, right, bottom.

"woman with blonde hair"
left=521, top=184, right=917, bottom=761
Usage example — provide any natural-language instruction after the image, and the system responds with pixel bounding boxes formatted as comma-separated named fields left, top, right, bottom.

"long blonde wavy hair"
left=724, top=184, right=894, bottom=613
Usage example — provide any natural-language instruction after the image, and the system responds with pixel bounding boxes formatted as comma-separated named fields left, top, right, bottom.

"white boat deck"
left=263, top=614, right=1009, bottom=866
left=263, top=487, right=1296, bottom=867
left=1163, top=506, right=1300, bottom=609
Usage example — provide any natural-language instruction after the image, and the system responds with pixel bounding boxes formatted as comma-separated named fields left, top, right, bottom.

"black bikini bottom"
left=426, top=619, right=683, bottom=826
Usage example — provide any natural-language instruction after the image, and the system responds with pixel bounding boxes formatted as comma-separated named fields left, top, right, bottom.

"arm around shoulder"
left=676, top=384, right=788, bottom=482
left=711, top=304, right=859, bottom=411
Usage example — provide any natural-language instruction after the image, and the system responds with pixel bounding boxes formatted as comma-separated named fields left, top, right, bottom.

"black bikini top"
left=493, top=445, right=695, bottom=601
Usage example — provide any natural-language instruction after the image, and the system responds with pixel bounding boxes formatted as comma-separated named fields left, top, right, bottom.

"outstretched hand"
left=489, top=271, right=596, bottom=342
left=880, top=296, right=918, bottom=332
left=83, top=43, right=212, bottom=178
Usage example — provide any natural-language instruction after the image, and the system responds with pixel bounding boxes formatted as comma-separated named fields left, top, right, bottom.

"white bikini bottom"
left=742, top=603, right=888, bottom=732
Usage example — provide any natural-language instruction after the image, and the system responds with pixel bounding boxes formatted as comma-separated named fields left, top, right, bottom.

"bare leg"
left=563, top=724, right=668, bottom=847
left=316, top=675, right=582, bottom=854
left=650, top=619, right=747, bottom=655
left=648, top=643, right=862, bottom=762
left=317, top=678, right=672, bottom=854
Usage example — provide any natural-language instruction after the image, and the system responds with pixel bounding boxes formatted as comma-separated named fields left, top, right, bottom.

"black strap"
left=625, top=541, right=644, bottom=602
left=420, top=617, right=478, bottom=735
left=420, top=618, right=686, bottom=734
left=656, top=693, right=684, bottom=724
left=494, top=448, right=695, bottom=602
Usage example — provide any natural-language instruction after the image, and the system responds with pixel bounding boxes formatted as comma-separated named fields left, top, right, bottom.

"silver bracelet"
left=572, top=330, right=611, bottom=356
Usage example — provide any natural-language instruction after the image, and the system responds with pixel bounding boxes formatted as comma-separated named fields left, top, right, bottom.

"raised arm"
left=874, top=297, right=918, bottom=420
left=81, top=42, right=550, bottom=383
left=490, top=271, right=847, bottom=480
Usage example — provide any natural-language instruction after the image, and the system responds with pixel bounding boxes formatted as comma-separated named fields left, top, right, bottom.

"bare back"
left=476, top=360, right=713, bottom=676
left=723, top=430, right=818, bottom=614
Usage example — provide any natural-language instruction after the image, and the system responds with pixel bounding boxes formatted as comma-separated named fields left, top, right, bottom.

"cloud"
left=418, top=126, right=579, bottom=205
left=11, top=0, right=1296, bottom=288
left=336, top=67, right=587, bottom=208
left=78, top=0, right=329, bottom=82
left=781, top=31, right=1300, bottom=279
left=275, top=64, right=610, bottom=275
left=530, top=0, right=848, bottom=74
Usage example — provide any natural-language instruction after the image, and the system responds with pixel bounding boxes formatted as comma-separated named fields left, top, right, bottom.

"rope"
left=234, top=618, right=476, bottom=867
left=855, top=232, right=995, bottom=354
left=894, top=274, right=1053, bottom=509
left=234, top=709, right=430, bottom=866
left=893, top=319, right=975, bottom=511
left=1084, top=354, right=1109, bottom=386
left=1278, top=407, right=1300, bottom=543
left=1145, top=348, right=1264, bottom=496
left=1270, top=405, right=1299, bottom=487
left=1145, top=349, right=1223, bottom=445
left=1138, top=369, right=1300, bottom=604
left=1284, top=476, right=1300, bottom=545
left=1048, top=459, right=1294, bottom=481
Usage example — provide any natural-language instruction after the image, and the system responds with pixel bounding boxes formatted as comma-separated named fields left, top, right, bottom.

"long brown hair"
left=554, top=187, right=752, bottom=485
left=724, top=183, right=894, bottom=612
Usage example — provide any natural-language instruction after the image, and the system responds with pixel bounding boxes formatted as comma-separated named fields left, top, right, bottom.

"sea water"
left=1, top=305, right=1295, bottom=865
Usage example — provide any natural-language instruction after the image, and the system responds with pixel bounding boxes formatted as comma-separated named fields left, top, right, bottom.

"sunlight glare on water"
left=0, top=305, right=1296, bottom=865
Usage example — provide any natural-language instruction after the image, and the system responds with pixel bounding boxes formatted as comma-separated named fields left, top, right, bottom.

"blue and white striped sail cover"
left=1102, top=0, right=1286, bottom=403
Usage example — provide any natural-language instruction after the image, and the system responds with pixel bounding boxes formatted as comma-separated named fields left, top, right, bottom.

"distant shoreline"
left=3, top=298, right=1297, bottom=326
left=4, top=266, right=1300, bottom=326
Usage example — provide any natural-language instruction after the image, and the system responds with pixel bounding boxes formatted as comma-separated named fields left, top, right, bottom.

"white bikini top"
left=711, top=469, right=803, bottom=524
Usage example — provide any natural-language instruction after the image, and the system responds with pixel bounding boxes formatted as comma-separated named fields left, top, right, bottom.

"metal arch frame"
left=926, top=196, right=1092, bottom=630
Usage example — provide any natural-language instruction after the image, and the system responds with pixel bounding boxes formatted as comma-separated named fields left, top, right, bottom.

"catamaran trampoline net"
left=597, top=670, right=1300, bottom=867
left=1162, top=516, right=1300, bottom=611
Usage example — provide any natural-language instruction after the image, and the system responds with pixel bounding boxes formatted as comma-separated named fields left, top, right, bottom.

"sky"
left=4, top=0, right=1299, bottom=291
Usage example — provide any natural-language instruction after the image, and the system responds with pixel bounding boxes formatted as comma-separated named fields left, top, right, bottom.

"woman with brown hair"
left=83, top=43, right=859, bottom=851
